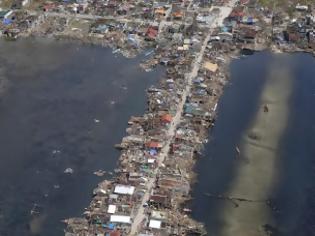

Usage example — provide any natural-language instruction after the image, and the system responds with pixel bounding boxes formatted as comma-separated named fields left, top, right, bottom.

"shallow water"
left=0, top=38, right=163, bottom=236
left=192, top=52, right=315, bottom=236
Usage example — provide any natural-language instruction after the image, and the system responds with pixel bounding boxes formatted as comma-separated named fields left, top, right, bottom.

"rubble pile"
left=272, top=4, right=315, bottom=53
left=64, top=1, right=241, bottom=235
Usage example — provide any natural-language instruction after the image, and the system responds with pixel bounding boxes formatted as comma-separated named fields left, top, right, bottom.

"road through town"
left=129, top=1, right=237, bottom=234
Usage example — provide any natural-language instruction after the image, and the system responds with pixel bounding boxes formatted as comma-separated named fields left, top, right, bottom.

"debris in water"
left=121, top=85, right=128, bottom=90
left=183, top=208, right=192, bottom=213
left=112, top=48, right=120, bottom=54
left=236, top=146, right=240, bottom=156
left=264, top=104, right=269, bottom=113
left=93, top=170, right=106, bottom=177
left=52, top=149, right=61, bottom=155
left=64, top=168, right=74, bottom=174
left=30, top=204, right=42, bottom=216
left=53, top=184, right=60, bottom=189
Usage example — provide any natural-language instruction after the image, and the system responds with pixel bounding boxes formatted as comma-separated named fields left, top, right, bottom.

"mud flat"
left=219, top=55, right=294, bottom=236
left=192, top=52, right=315, bottom=236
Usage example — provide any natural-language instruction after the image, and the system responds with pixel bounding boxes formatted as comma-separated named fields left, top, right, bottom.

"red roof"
left=146, top=26, right=158, bottom=39
left=288, top=33, right=300, bottom=42
left=161, top=114, right=172, bottom=123
left=229, top=7, right=245, bottom=18
left=43, top=3, right=56, bottom=11
left=110, top=231, right=121, bottom=236
left=172, top=11, right=184, bottom=18
left=146, top=141, right=162, bottom=148
left=240, top=0, right=249, bottom=5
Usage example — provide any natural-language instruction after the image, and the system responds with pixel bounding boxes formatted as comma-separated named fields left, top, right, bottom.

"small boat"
left=147, top=87, right=162, bottom=93
left=230, top=55, right=240, bottom=59
left=236, top=146, right=240, bottom=156
left=114, top=143, right=124, bottom=150
left=112, top=48, right=121, bottom=54
left=183, top=208, right=192, bottom=213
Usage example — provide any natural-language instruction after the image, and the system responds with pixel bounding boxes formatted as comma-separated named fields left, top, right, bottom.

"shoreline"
left=217, top=56, right=294, bottom=236
left=63, top=2, right=239, bottom=235
left=1, top=0, right=315, bottom=235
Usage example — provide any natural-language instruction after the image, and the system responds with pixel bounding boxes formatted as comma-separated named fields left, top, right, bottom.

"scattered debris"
left=236, top=146, right=240, bottom=156
left=93, top=170, right=106, bottom=177
left=64, top=168, right=74, bottom=174
left=52, top=149, right=61, bottom=155
left=2, top=0, right=312, bottom=235
left=53, top=184, right=60, bottom=189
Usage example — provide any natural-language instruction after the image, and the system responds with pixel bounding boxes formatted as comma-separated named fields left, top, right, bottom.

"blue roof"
left=221, top=26, right=229, bottom=32
left=3, top=18, right=12, bottom=25
left=149, top=149, right=158, bottom=156
left=108, top=223, right=116, bottom=230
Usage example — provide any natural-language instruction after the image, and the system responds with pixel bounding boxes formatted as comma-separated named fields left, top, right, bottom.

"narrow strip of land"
left=129, top=1, right=238, bottom=234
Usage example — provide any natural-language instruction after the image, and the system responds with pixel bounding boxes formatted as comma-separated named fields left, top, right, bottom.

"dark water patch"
left=240, top=48, right=255, bottom=56
left=0, top=38, right=163, bottom=236
left=191, top=52, right=271, bottom=234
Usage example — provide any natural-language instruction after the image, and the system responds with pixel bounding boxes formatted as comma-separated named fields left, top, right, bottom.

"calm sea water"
left=192, top=52, right=315, bottom=236
left=1, top=40, right=314, bottom=236
left=0, top=38, right=163, bottom=236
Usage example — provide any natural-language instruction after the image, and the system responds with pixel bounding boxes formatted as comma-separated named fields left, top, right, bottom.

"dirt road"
left=129, top=1, right=237, bottom=235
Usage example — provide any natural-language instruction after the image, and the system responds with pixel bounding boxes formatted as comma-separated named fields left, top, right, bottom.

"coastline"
left=1, top=0, right=315, bottom=235
left=63, top=2, right=240, bottom=235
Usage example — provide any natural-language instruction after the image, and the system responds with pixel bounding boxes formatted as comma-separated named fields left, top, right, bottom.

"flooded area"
left=0, top=39, right=163, bottom=236
left=192, top=52, right=315, bottom=236
left=1, top=41, right=315, bottom=236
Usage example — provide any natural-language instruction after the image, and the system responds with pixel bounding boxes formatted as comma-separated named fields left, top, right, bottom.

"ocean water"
left=0, top=38, right=163, bottom=236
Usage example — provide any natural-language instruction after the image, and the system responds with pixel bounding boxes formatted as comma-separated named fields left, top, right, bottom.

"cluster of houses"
left=272, top=4, right=315, bottom=50
left=191, top=1, right=263, bottom=52
left=65, top=1, right=238, bottom=236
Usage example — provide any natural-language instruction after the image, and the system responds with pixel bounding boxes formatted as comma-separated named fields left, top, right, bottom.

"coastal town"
left=1, top=0, right=315, bottom=235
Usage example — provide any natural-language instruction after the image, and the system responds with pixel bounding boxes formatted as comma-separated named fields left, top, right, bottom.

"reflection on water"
left=0, top=39, right=163, bottom=236
left=192, top=52, right=315, bottom=236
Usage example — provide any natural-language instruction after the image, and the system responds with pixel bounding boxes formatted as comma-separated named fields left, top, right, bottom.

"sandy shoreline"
left=214, top=56, right=294, bottom=236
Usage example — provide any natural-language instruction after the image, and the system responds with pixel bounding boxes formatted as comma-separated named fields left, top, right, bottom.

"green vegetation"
left=258, top=0, right=313, bottom=8
left=0, top=0, right=13, bottom=9
left=258, top=0, right=313, bottom=17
